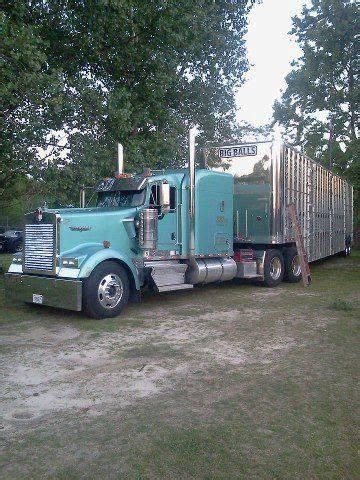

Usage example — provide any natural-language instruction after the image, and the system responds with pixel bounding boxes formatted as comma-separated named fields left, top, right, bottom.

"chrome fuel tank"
left=186, top=257, right=237, bottom=284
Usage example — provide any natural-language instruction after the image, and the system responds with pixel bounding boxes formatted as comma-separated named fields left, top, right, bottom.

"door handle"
left=171, top=232, right=176, bottom=241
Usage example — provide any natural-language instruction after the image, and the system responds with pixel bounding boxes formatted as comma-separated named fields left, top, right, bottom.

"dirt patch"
left=199, top=340, right=248, bottom=365
left=11, top=411, right=34, bottom=420
left=256, top=338, right=298, bottom=355
left=0, top=304, right=300, bottom=423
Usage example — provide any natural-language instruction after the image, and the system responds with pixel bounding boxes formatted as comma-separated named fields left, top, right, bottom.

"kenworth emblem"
left=34, top=208, right=43, bottom=222
left=69, top=226, right=91, bottom=232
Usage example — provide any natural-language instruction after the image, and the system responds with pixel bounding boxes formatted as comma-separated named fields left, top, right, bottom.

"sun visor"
left=96, top=176, right=148, bottom=192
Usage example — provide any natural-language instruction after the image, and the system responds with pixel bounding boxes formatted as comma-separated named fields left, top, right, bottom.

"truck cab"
left=5, top=168, right=234, bottom=318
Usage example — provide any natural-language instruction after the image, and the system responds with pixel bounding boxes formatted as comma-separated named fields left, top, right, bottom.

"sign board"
left=219, top=145, right=257, bottom=158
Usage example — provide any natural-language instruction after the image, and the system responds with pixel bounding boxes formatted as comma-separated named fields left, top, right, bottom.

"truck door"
left=149, top=183, right=179, bottom=254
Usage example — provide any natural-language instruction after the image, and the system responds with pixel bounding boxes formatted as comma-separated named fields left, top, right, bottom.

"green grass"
left=330, top=299, right=353, bottom=311
left=0, top=253, right=13, bottom=274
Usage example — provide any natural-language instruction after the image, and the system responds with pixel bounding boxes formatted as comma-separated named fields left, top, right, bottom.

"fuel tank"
left=186, top=257, right=237, bottom=284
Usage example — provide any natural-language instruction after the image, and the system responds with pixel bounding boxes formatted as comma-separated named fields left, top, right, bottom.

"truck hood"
left=52, top=206, right=140, bottom=258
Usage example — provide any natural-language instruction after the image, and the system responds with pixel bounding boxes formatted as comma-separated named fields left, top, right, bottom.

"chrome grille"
left=24, top=224, right=55, bottom=272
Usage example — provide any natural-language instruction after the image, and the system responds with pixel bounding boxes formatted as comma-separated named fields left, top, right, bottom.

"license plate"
left=33, top=294, right=43, bottom=304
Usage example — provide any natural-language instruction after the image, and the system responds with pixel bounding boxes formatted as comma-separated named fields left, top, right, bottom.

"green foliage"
left=1, top=0, right=254, bottom=209
left=0, top=3, right=63, bottom=194
left=0, top=176, right=44, bottom=228
left=273, top=0, right=359, bottom=223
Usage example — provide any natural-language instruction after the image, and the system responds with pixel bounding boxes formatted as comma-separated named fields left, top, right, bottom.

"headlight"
left=61, top=257, right=79, bottom=268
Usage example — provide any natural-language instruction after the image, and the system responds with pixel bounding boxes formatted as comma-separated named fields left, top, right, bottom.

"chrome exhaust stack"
left=189, top=128, right=197, bottom=262
left=80, top=186, right=86, bottom=208
left=117, top=143, right=124, bottom=175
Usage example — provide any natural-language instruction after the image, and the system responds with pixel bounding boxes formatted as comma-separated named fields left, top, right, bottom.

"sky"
left=236, top=0, right=307, bottom=127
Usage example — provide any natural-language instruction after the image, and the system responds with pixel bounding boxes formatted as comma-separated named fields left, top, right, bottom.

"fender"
left=61, top=243, right=141, bottom=289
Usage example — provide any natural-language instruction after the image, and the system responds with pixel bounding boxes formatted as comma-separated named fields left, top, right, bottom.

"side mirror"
left=160, top=182, right=170, bottom=214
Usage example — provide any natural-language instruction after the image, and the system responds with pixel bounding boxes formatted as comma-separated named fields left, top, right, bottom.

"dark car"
left=0, top=230, right=24, bottom=253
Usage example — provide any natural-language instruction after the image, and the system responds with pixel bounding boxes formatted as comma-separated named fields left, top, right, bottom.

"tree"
left=1, top=0, right=255, bottom=207
left=0, top=3, right=62, bottom=195
left=273, top=0, right=359, bottom=222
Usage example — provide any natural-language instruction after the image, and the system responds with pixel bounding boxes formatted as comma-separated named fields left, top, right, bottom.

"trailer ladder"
left=287, top=203, right=312, bottom=286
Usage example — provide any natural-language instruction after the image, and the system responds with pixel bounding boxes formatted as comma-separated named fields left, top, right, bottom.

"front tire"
left=263, top=249, right=284, bottom=287
left=283, top=247, right=302, bottom=283
left=83, top=261, right=130, bottom=319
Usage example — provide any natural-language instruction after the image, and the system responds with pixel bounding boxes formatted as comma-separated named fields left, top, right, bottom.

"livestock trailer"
left=205, top=139, right=353, bottom=262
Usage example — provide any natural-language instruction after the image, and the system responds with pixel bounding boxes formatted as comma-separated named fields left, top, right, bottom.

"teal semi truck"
left=4, top=131, right=353, bottom=318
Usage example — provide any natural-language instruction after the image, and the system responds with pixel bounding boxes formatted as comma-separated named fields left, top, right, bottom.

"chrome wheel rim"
left=291, top=255, right=301, bottom=277
left=270, top=257, right=282, bottom=280
left=98, top=273, right=123, bottom=309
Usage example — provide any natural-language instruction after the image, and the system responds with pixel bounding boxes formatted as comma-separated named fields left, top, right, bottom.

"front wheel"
left=263, top=249, right=284, bottom=287
left=83, top=261, right=130, bottom=319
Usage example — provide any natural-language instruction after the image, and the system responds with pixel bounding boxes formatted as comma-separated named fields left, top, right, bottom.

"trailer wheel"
left=263, top=249, right=284, bottom=287
left=83, top=261, right=130, bottom=319
left=283, top=247, right=301, bottom=283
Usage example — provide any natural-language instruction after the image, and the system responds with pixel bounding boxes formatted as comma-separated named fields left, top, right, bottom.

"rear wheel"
left=284, top=247, right=302, bottom=283
left=263, top=249, right=284, bottom=287
left=83, top=261, right=130, bottom=319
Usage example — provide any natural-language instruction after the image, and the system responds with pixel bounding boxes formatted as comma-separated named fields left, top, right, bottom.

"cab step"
left=157, top=283, right=194, bottom=292
left=145, top=260, right=189, bottom=290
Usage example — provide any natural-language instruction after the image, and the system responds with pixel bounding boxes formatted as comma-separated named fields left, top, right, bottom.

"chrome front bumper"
left=4, top=273, right=82, bottom=311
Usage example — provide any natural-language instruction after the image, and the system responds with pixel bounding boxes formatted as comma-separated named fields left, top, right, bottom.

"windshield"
left=97, top=189, right=146, bottom=208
